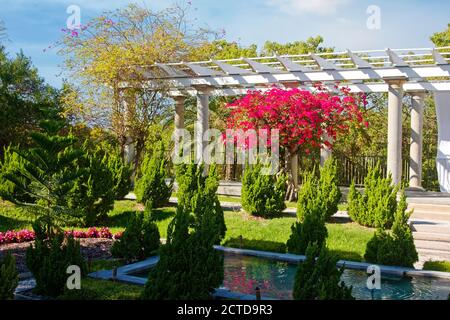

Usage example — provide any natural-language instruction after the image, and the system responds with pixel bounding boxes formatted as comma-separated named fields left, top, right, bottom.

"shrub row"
left=0, top=227, right=122, bottom=245
left=347, top=163, right=398, bottom=229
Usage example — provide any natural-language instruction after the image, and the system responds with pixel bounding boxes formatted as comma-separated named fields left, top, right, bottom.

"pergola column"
left=195, top=87, right=211, bottom=164
left=409, top=91, right=426, bottom=190
left=386, top=79, right=406, bottom=185
left=174, top=96, right=185, bottom=156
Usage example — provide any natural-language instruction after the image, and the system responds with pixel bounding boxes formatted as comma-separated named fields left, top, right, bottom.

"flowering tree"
left=226, top=85, right=367, bottom=200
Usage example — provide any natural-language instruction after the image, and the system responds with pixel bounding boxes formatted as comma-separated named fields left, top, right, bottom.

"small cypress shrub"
left=287, top=201, right=328, bottom=255
left=67, top=145, right=116, bottom=226
left=26, top=220, right=86, bottom=297
left=143, top=164, right=226, bottom=300
left=241, top=162, right=287, bottom=218
left=293, top=242, right=354, bottom=300
left=297, top=169, right=318, bottom=221
left=111, top=202, right=160, bottom=262
left=364, top=191, right=418, bottom=267
left=0, top=252, right=19, bottom=300
left=135, top=142, right=173, bottom=208
left=347, top=163, right=399, bottom=228
left=176, top=163, right=226, bottom=242
left=297, top=158, right=341, bottom=221
left=107, top=148, right=133, bottom=199
left=317, top=159, right=342, bottom=220
left=143, top=206, right=224, bottom=300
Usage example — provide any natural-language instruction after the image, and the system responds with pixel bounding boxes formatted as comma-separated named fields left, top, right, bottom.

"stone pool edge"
left=87, top=245, right=450, bottom=300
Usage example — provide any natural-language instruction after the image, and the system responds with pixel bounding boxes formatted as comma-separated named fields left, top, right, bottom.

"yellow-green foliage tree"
left=59, top=3, right=220, bottom=162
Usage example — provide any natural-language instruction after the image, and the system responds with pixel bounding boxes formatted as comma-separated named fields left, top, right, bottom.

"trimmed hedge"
left=293, top=242, right=354, bottom=300
left=348, top=164, right=399, bottom=229
left=364, top=191, right=419, bottom=267
left=135, top=142, right=173, bottom=208
left=297, top=158, right=341, bottom=221
left=0, top=252, right=18, bottom=300
left=241, top=162, right=287, bottom=218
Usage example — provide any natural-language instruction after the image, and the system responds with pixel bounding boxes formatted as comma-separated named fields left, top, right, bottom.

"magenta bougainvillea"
left=226, top=84, right=368, bottom=155
left=0, top=227, right=122, bottom=245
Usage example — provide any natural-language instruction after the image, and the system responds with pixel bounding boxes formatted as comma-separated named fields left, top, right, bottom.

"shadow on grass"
left=0, top=214, right=32, bottom=232
left=107, top=208, right=176, bottom=228
left=222, top=237, right=287, bottom=254
left=329, top=249, right=364, bottom=263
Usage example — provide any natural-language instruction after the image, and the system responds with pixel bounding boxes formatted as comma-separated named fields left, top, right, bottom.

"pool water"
left=132, top=252, right=450, bottom=300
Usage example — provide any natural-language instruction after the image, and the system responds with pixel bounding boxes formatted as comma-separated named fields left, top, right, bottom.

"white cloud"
left=266, top=0, right=352, bottom=16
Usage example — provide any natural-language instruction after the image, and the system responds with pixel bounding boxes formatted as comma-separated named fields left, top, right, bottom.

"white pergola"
left=124, top=46, right=450, bottom=190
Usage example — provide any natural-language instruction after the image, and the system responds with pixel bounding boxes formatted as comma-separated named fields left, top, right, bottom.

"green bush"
left=287, top=202, right=328, bottom=255
left=106, top=147, right=132, bottom=199
left=67, top=145, right=116, bottom=226
left=26, top=220, right=86, bottom=297
left=176, top=163, right=226, bottom=242
left=0, top=252, right=19, bottom=300
left=241, top=162, right=287, bottom=218
left=293, top=242, right=354, bottom=300
left=297, top=158, right=341, bottom=221
left=364, top=191, right=418, bottom=267
left=0, top=145, right=31, bottom=203
left=111, top=202, right=160, bottom=262
left=143, top=206, right=224, bottom=300
left=348, top=163, right=399, bottom=228
left=135, top=142, right=173, bottom=208
left=143, top=164, right=226, bottom=300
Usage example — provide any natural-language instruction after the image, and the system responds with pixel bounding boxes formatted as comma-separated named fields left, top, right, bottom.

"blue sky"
left=0, top=0, right=448, bottom=88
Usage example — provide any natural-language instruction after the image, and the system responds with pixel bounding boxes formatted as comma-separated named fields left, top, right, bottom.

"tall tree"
left=0, top=47, right=61, bottom=153
left=59, top=3, right=221, bottom=163
left=431, top=23, right=450, bottom=47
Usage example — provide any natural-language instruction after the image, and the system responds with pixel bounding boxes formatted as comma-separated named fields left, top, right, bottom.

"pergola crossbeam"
left=213, top=60, right=251, bottom=75
left=347, top=50, right=373, bottom=69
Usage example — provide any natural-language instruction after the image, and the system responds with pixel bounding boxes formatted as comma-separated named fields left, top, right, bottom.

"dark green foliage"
left=176, top=163, right=226, bottom=242
left=111, top=202, right=160, bottom=262
left=0, top=119, right=85, bottom=233
left=0, top=47, right=62, bottom=152
left=107, top=147, right=133, bottom=199
left=297, top=158, right=341, bottom=221
left=241, top=162, right=287, bottom=217
left=293, top=243, right=354, bottom=300
left=364, top=191, right=418, bottom=267
left=287, top=203, right=328, bottom=255
left=0, top=145, right=31, bottom=203
left=26, top=220, right=86, bottom=297
left=143, top=163, right=226, bottom=300
left=67, top=144, right=116, bottom=226
left=317, top=159, right=342, bottom=219
left=0, top=252, right=19, bottom=300
left=347, top=163, right=399, bottom=228
left=143, top=206, right=224, bottom=300
left=135, top=142, right=173, bottom=208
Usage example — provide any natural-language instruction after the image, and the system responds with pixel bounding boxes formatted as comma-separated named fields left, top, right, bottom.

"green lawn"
left=58, top=278, right=143, bottom=300
left=1, top=199, right=372, bottom=262
left=423, top=261, right=450, bottom=273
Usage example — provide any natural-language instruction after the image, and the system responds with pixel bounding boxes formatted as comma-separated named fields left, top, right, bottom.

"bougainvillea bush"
left=225, top=85, right=367, bottom=201
left=226, top=85, right=367, bottom=156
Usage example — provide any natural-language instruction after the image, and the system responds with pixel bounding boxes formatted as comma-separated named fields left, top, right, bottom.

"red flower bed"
left=0, top=227, right=121, bottom=245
